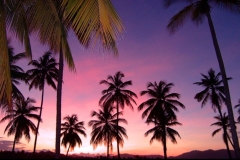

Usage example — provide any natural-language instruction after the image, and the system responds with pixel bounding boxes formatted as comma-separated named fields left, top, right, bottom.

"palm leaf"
left=0, top=1, right=12, bottom=109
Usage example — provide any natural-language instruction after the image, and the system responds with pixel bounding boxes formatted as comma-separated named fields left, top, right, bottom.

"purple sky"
left=0, top=0, right=240, bottom=157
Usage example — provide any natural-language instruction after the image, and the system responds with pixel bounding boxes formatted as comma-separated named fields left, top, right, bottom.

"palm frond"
left=0, top=1, right=12, bottom=109
left=167, top=4, right=195, bottom=34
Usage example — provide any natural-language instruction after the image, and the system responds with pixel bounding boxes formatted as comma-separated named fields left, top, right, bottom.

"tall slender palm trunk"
left=116, top=98, right=120, bottom=159
left=12, top=133, right=17, bottom=153
left=223, top=126, right=232, bottom=159
left=55, top=44, right=64, bottom=159
left=66, top=144, right=70, bottom=156
left=224, top=131, right=232, bottom=159
left=163, top=125, right=167, bottom=159
left=227, top=133, right=234, bottom=149
left=206, top=12, right=240, bottom=158
left=33, top=85, right=45, bottom=155
left=107, top=132, right=109, bottom=158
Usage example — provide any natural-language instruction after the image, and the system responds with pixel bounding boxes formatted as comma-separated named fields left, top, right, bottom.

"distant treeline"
left=0, top=150, right=161, bottom=159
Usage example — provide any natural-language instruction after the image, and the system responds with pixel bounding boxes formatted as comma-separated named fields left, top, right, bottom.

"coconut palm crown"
left=0, top=97, right=40, bottom=152
left=138, top=81, right=185, bottom=121
left=194, top=68, right=232, bottom=113
left=88, top=105, right=128, bottom=158
left=60, top=114, right=86, bottom=156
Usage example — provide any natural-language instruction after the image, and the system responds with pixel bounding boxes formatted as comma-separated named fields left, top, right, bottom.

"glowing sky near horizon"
left=0, top=0, right=240, bottom=157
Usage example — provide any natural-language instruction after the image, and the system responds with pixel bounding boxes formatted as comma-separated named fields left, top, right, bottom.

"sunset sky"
left=0, top=0, right=240, bottom=157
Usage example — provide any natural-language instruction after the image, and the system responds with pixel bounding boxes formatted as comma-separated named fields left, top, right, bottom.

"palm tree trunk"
left=55, top=41, right=64, bottom=159
left=205, top=12, right=240, bottom=159
left=107, top=132, right=109, bottom=158
left=216, top=105, right=223, bottom=118
left=163, top=125, right=167, bottom=159
left=116, top=97, right=120, bottom=159
left=224, top=132, right=232, bottom=159
left=227, top=133, right=234, bottom=149
left=222, top=123, right=232, bottom=159
left=66, top=144, right=70, bottom=156
left=33, top=84, right=45, bottom=155
left=12, top=134, right=17, bottom=153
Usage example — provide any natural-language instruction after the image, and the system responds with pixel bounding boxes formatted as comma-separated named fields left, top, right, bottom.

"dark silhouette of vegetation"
left=234, top=99, right=240, bottom=123
left=0, top=97, right=40, bottom=152
left=164, top=1, right=240, bottom=157
left=194, top=68, right=233, bottom=158
left=145, top=115, right=182, bottom=160
left=138, top=81, right=185, bottom=159
left=194, top=68, right=232, bottom=115
left=1, top=1, right=124, bottom=158
left=0, top=2, right=239, bottom=159
left=211, top=112, right=234, bottom=153
left=26, top=51, right=58, bottom=155
left=0, top=150, right=161, bottom=159
left=0, top=43, right=27, bottom=111
left=61, top=114, right=86, bottom=156
left=0, top=149, right=236, bottom=159
left=89, top=105, right=128, bottom=158
left=99, top=71, right=137, bottom=159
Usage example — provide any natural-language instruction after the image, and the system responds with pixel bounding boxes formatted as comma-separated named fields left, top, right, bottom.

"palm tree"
left=21, top=2, right=124, bottom=158
left=138, top=81, right=185, bottom=122
left=0, top=97, right=40, bottom=152
left=1, top=2, right=124, bottom=158
left=26, top=51, right=58, bottom=155
left=194, top=68, right=232, bottom=115
left=88, top=105, right=128, bottom=158
left=8, top=45, right=27, bottom=102
left=164, top=1, right=240, bottom=157
left=234, top=99, right=240, bottom=123
left=138, top=80, right=185, bottom=159
left=194, top=68, right=233, bottom=157
left=145, top=113, right=182, bottom=159
left=99, top=71, right=137, bottom=159
left=60, top=114, right=86, bottom=156
left=0, top=1, right=32, bottom=107
left=1, top=43, right=27, bottom=114
left=211, top=112, right=234, bottom=159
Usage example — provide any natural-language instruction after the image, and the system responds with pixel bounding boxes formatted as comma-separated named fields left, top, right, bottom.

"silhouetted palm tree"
left=26, top=51, right=58, bottom=154
left=211, top=112, right=234, bottom=159
left=164, top=1, right=240, bottom=157
left=9, top=46, right=27, bottom=101
left=138, top=81, right=185, bottom=121
left=138, top=80, right=185, bottom=159
left=145, top=113, right=182, bottom=159
left=0, top=97, right=40, bottom=152
left=194, top=68, right=231, bottom=115
left=60, top=114, right=86, bottom=156
left=99, top=71, right=137, bottom=159
left=194, top=68, right=233, bottom=157
left=1, top=43, right=27, bottom=111
left=234, top=99, right=240, bottom=123
left=88, top=105, right=128, bottom=158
